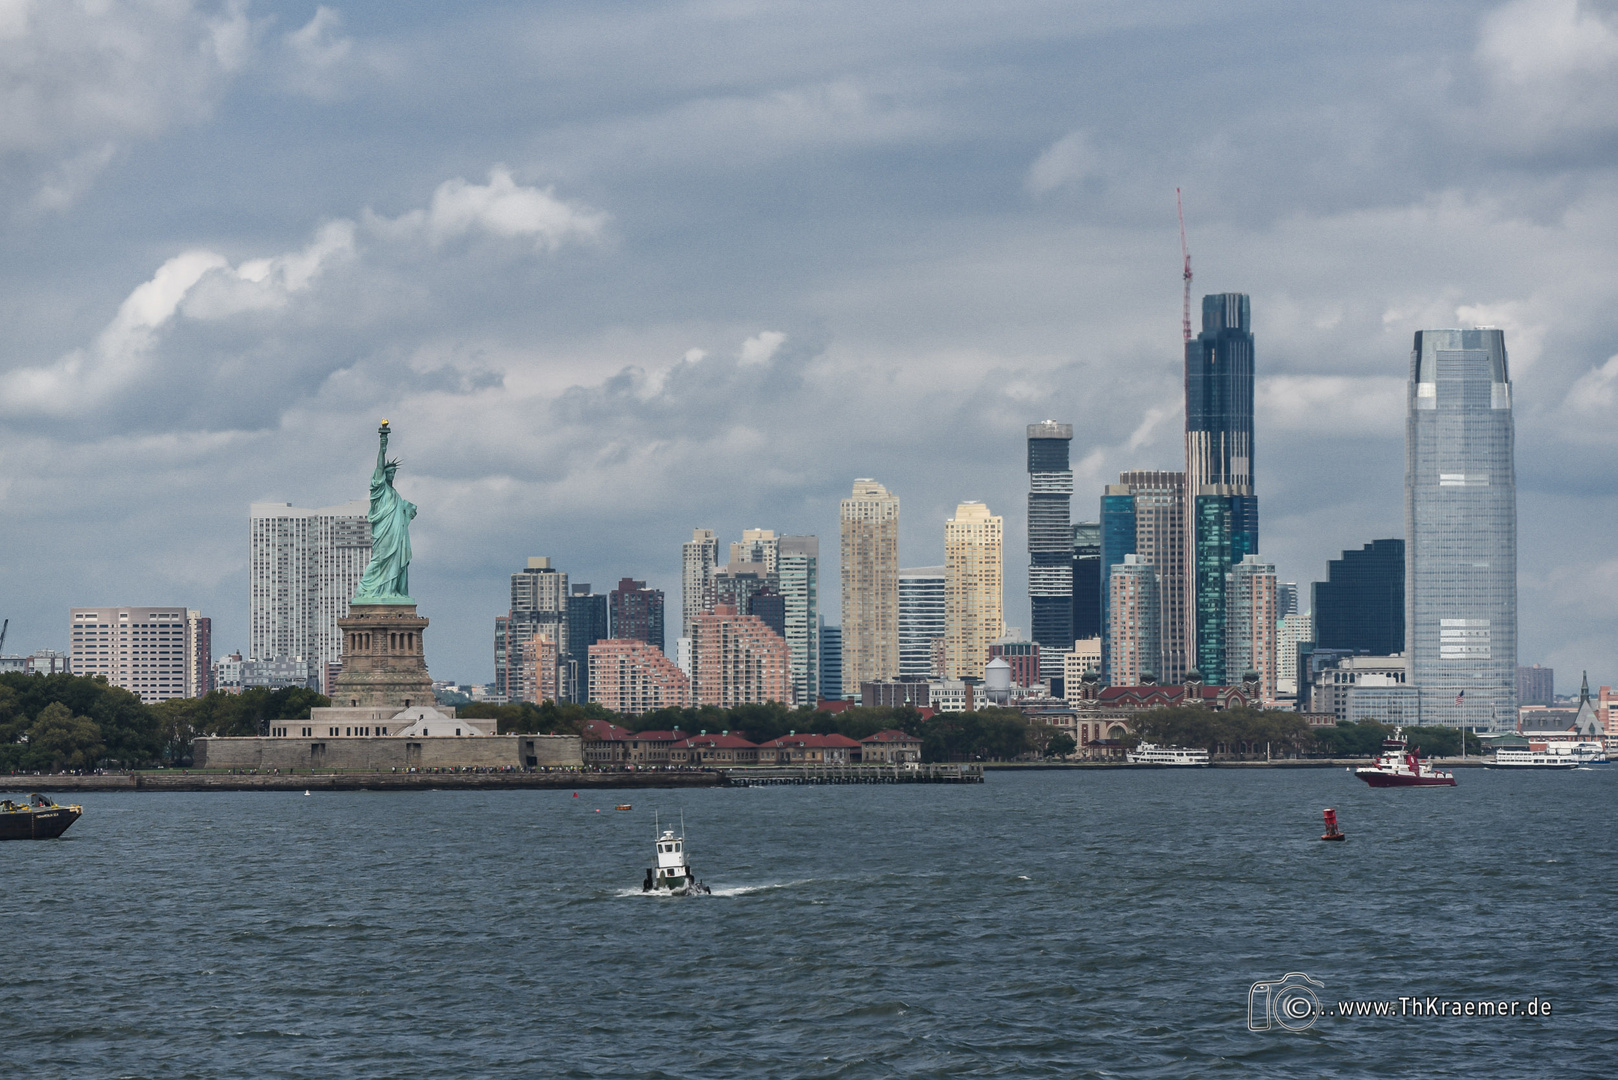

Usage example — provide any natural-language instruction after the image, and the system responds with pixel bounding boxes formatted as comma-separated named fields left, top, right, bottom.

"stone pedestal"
left=331, top=603, right=435, bottom=709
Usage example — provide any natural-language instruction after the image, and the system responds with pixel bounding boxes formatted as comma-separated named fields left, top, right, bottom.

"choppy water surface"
left=6, top=768, right=1617, bottom=1078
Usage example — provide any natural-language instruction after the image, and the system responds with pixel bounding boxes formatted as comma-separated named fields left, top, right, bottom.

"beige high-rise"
left=840, top=479, right=900, bottom=690
left=945, top=501, right=1003, bottom=680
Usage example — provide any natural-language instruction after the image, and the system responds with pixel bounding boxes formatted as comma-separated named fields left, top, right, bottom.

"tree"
left=28, top=702, right=105, bottom=771
left=1045, top=732, right=1077, bottom=758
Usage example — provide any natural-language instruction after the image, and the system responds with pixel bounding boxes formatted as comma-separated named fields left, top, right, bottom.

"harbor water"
left=7, top=768, right=1616, bottom=1078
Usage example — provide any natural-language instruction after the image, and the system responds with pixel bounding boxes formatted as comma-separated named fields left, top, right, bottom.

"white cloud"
left=1256, top=376, right=1407, bottom=435
left=1476, top=0, right=1618, bottom=137
left=0, top=250, right=226, bottom=415
left=739, top=331, right=786, bottom=365
left=1564, top=353, right=1618, bottom=415
left=180, top=219, right=357, bottom=319
left=374, top=167, right=607, bottom=250
left=1026, top=131, right=1105, bottom=195
left=0, top=1, right=258, bottom=205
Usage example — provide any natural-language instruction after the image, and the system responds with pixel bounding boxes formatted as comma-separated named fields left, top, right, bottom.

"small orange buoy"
left=1321, top=808, right=1346, bottom=841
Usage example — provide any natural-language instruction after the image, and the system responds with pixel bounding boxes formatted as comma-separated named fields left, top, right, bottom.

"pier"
left=722, top=764, right=983, bottom=786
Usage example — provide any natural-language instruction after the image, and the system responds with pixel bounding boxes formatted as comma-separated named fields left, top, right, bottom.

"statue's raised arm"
left=352, top=420, right=418, bottom=604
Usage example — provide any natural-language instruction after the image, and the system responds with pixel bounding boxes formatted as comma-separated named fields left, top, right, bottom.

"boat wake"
left=613, top=879, right=807, bottom=899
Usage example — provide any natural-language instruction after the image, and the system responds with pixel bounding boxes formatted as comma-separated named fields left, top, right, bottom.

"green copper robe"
left=353, top=426, right=416, bottom=603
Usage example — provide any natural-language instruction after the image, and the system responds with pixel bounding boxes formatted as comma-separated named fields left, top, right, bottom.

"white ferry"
left=1125, top=743, right=1210, bottom=767
left=641, top=816, right=710, bottom=896
left=1484, top=748, right=1578, bottom=770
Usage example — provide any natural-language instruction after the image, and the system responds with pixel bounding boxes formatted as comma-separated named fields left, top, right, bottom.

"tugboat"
left=641, top=814, right=710, bottom=896
left=1353, top=730, right=1456, bottom=787
left=0, top=793, right=83, bottom=840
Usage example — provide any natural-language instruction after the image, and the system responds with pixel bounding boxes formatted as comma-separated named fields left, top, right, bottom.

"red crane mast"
left=1177, top=187, right=1192, bottom=344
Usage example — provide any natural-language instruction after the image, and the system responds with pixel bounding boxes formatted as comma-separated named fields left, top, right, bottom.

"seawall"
left=2, top=771, right=726, bottom=793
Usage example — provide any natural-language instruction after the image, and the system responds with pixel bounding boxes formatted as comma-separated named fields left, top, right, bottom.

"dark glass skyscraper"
left=566, top=584, right=608, bottom=703
left=1406, top=328, right=1517, bottom=729
left=1098, top=491, right=1136, bottom=682
left=1311, top=539, right=1404, bottom=657
left=1185, top=294, right=1258, bottom=680
left=610, top=578, right=665, bottom=651
left=1027, top=422, right=1074, bottom=679
left=1071, top=521, right=1100, bottom=642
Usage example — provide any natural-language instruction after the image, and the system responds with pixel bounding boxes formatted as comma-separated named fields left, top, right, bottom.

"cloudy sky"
left=0, top=0, right=1614, bottom=690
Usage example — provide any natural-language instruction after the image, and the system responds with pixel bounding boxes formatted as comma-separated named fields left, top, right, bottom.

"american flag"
left=1455, top=690, right=1465, bottom=705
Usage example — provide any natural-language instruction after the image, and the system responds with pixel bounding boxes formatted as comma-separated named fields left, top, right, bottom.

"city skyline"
left=0, top=4, right=1613, bottom=689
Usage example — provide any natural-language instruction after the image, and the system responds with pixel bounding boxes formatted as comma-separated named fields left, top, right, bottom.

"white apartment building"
left=70, top=607, right=206, bottom=704
left=249, top=501, right=371, bottom=677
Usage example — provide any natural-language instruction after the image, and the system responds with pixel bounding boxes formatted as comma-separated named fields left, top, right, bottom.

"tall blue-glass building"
left=1311, top=539, right=1404, bottom=657
left=1406, top=329, right=1517, bottom=730
left=1185, top=294, right=1258, bottom=685
left=1027, top=422, right=1075, bottom=680
left=1098, top=490, right=1136, bottom=682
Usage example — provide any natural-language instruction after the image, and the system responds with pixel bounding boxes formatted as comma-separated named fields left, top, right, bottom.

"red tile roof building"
left=588, top=638, right=690, bottom=714
left=756, top=732, right=862, bottom=765
left=691, top=602, right=793, bottom=708
left=669, top=732, right=759, bottom=766
left=858, top=728, right=923, bottom=764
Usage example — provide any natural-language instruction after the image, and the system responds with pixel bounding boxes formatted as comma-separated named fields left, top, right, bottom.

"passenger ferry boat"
left=0, top=793, right=83, bottom=840
left=1353, top=730, right=1456, bottom=787
left=1125, top=743, right=1210, bottom=767
left=1484, top=748, right=1578, bottom=770
left=642, top=815, right=710, bottom=896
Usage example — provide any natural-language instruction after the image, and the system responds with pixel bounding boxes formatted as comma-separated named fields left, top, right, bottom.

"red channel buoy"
left=1321, top=808, right=1346, bottom=841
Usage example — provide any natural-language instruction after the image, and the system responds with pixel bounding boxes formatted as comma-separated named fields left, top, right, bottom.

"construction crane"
left=1177, top=187, right=1193, bottom=344
left=0, top=618, right=8, bottom=654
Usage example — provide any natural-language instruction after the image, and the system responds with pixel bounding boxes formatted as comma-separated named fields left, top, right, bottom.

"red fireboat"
left=1354, top=729, right=1456, bottom=787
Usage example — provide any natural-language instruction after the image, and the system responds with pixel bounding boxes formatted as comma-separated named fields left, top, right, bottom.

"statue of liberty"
left=353, top=420, right=417, bottom=603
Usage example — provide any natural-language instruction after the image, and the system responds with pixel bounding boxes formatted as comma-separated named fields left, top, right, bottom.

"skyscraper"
left=1027, top=422, right=1074, bottom=681
left=945, top=501, right=1003, bottom=680
left=690, top=603, right=793, bottom=707
left=70, top=606, right=210, bottom=704
left=681, top=529, right=719, bottom=638
left=1071, top=521, right=1101, bottom=642
left=1311, top=539, right=1404, bottom=657
left=1406, top=328, right=1518, bottom=730
left=1276, top=582, right=1298, bottom=619
left=818, top=619, right=843, bottom=702
left=840, top=479, right=900, bottom=688
left=185, top=609, right=212, bottom=698
left=1107, top=556, right=1160, bottom=685
left=498, top=557, right=567, bottom=699
left=567, top=584, right=609, bottom=704
left=249, top=500, right=371, bottom=676
left=778, top=535, right=820, bottom=709
left=1098, top=472, right=1187, bottom=683
left=1185, top=293, right=1258, bottom=682
left=1228, top=554, right=1278, bottom=702
left=898, top=566, right=946, bottom=678
left=609, top=578, right=664, bottom=650
left=730, top=529, right=780, bottom=573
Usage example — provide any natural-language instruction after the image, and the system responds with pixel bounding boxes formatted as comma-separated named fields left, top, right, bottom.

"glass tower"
left=1071, top=521, right=1101, bottom=642
left=1098, top=490, right=1136, bottom=682
left=1310, top=539, right=1404, bottom=657
left=778, top=535, right=820, bottom=709
left=1185, top=294, right=1258, bottom=680
left=1406, top=328, right=1517, bottom=730
left=899, top=566, right=946, bottom=678
left=1027, top=422, right=1074, bottom=679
